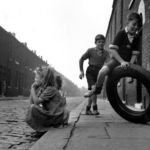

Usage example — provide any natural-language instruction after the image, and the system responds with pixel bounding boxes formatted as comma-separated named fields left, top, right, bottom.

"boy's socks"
left=85, top=106, right=93, bottom=115
left=84, top=85, right=102, bottom=98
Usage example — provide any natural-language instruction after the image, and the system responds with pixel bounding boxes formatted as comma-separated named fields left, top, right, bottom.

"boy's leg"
left=85, top=84, right=95, bottom=115
left=87, top=96, right=92, bottom=106
left=96, top=66, right=110, bottom=87
left=91, top=94, right=100, bottom=115
left=84, top=66, right=110, bottom=97
left=85, top=97, right=93, bottom=115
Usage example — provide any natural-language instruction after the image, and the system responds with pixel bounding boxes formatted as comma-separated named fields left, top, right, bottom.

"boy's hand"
left=121, top=61, right=130, bottom=70
left=79, top=71, right=84, bottom=79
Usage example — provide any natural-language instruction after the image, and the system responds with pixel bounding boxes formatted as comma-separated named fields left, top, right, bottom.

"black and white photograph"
left=0, top=0, right=150, bottom=150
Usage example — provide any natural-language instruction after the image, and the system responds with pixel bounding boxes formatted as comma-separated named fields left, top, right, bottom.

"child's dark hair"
left=95, top=34, right=105, bottom=44
left=55, top=75, right=63, bottom=90
left=127, top=12, right=142, bottom=25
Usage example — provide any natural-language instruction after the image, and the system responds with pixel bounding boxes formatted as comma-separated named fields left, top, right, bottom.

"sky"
left=0, top=0, right=113, bottom=88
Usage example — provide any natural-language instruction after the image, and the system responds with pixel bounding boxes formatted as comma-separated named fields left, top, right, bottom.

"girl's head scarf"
left=35, top=66, right=55, bottom=89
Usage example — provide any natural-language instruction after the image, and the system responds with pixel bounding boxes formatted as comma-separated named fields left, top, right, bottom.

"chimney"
left=12, top=33, right=16, bottom=37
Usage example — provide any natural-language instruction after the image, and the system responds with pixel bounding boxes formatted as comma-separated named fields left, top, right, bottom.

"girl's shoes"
left=31, top=131, right=46, bottom=138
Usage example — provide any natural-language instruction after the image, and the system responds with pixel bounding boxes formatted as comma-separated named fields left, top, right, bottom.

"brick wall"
left=104, top=0, right=150, bottom=105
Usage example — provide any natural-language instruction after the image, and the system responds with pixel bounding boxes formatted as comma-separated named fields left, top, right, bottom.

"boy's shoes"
left=93, top=110, right=99, bottom=115
left=85, top=106, right=93, bottom=115
left=86, top=110, right=93, bottom=115
left=84, top=85, right=102, bottom=98
left=85, top=105, right=100, bottom=115
left=93, top=105, right=100, bottom=115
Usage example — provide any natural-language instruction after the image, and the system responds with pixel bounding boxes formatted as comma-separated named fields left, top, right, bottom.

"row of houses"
left=103, top=0, right=150, bottom=107
left=0, top=26, right=82, bottom=97
left=0, top=26, right=48, bottom=96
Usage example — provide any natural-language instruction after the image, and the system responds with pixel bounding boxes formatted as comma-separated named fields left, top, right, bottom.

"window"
left=7, top=69, right=11, bottom=87
left=22, top=73, right=24, bottom=89
left=8, top=41, right=12, bottom=60
left=25, top=53, right=28, bottom=68
left=110, top=26, right=112, bottom=44
left=128, top=0, right=135, bottom=9
left=0, top=66, right=2, bottom=85
left=15, top=71, right=18, bottom=88
left=3, top=67, right=6, bottom=80
left=114, top=11, right=117, bottom=35
left=24, top=74, right=27, bottom=89
left=120, top=0, right=123, bottom=29
left=15, top=45, right=19, bottom=65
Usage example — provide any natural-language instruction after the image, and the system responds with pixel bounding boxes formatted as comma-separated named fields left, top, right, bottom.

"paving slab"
left=67, top=139, right=150, bottom=150
left=66, top=99, right=150, bottom=150
left=29, top=99, right=150, bottom=150
left=29, top=99, right=87, bottom=150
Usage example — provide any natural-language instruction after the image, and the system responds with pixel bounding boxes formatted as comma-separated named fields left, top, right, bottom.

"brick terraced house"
left=103, top=0, right=150, bottom=108
left=0, top=26, right=48, bottom=97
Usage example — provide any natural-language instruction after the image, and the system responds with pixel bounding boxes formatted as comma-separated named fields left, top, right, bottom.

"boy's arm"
left=130, top=35, right=140, bottom=64
left=130, top=55, right=137, bottom=64
left=79, top=49, right=90, bottom=72
left=79, top=56, right=85, bottom=79
left=130, top=51, right=140, bottom=64
left=79, top=58, right=84, bottom=72
left=79, top=49, right=90, bottom=79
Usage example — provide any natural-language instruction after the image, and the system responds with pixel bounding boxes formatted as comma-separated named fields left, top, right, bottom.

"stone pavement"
left=0, top=98, right=39, bottom=150
left=30, top=98, right=150, bottom=150
left=0, top=97, right=84, bottom=150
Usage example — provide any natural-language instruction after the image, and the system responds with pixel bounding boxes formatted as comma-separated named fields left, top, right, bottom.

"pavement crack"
left=104, top=127, right=111, bottom=139
left=63, top=115, right=80, bottom=150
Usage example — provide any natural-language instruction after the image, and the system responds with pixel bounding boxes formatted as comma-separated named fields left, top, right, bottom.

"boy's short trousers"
left=104, top=58, right=120, bottom=72
left=86, top=59, right=120, bottom=90
left=86, top=65, right=100, bottom=90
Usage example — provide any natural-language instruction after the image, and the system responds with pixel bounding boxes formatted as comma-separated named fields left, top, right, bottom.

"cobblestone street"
left=0, top=97, right=84, bottom=150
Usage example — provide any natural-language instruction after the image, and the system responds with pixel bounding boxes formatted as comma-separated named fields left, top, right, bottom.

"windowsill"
left=128, top=0, right=135, bottom=9
left=120, top=24, right=123, bottom=30
left=15, top=61, right=19, bottom=65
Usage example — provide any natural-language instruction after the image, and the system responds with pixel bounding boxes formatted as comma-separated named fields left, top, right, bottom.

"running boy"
left=79, top=34, right=110, bottom=115
left=84, top=12, right=142, bottom=97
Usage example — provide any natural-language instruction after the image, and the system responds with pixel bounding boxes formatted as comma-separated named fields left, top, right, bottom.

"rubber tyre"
left=106, top=64, right=150, bottom=124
